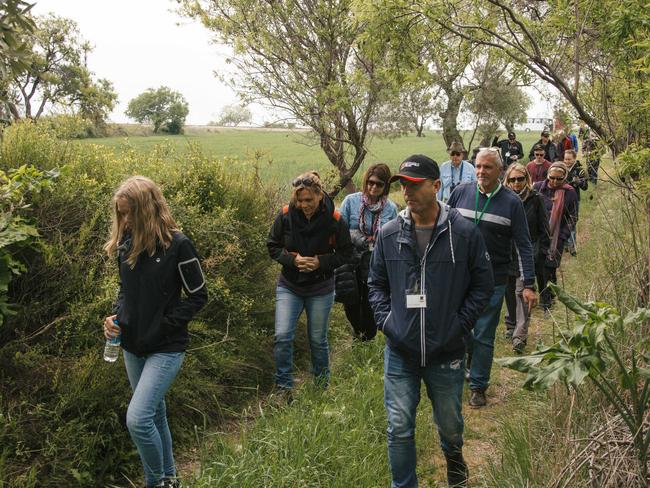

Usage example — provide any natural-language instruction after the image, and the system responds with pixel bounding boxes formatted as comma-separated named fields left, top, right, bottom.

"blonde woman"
left=267, top=171, right=353, bottom=393
left=503, top=164, right=550, bottom=353
left=103, top=176, right=207, bottom=488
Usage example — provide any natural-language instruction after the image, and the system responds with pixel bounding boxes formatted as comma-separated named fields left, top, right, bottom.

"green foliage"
left=125, top=86, right=189, bottom=134
left=617, top=144, right=650, bottom=205
left=0, top=164, right=58, bottom=325
left=0, top=121, right=278, bottom=486
left=498, top=283, right=650, bottom=480
left=0, top=0, right=35, bottom=82
left=4, top=14, right=117, bottom=123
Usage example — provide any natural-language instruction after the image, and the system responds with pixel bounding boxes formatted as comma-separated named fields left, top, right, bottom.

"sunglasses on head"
left=367, top=179, right=385, bottom=188
left=292, top=176, right=319, bottom=188
left=507, top=176, right=526, bottom=183
left=548, top=175, right=565, bottom=181
left=450, top=151, right=461, bottom=156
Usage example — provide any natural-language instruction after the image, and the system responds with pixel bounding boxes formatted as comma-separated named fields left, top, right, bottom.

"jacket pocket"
left=379, top=310, right=392, bottom=332
left=441, top=314, right=470, bottom=353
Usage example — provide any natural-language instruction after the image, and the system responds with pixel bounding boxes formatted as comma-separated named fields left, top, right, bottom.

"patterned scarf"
left=359, top=193, right=387, bottom=238
left=516, top=186, right=531, bottom=202
left=548, top=186, right=566, bottom=258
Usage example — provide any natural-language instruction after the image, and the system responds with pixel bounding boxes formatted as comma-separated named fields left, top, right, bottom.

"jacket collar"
left=396, top=202, right=450, bottom=246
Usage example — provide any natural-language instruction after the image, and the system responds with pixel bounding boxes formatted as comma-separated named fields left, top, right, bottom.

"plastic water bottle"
left=103, top=319, right=121, bottom=363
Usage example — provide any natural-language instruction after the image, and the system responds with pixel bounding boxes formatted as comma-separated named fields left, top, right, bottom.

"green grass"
left=79, top=128, right=541, bottom=187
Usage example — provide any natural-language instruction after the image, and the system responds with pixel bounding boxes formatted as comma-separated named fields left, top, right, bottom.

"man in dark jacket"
left=368, top=154, right=493, bottom=488
left=447, top=148, right=538, bottom=408
left=496, top=132, right=525, bottom=167
left=528, top=129, right=559, bottom=162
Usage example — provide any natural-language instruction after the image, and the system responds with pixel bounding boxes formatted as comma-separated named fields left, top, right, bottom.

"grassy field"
left=80, top=128, right=541, bottom=188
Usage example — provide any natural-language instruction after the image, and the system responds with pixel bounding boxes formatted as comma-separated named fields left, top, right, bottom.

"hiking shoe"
left=163, top=478, right=181, bottom=488
left=468, top=389, right=487, bottom=408
left=512, top=339, right=526, bottom=354
left=445, top=451, right=468, bottom=487
left=505, top=328, right=514, bottom=339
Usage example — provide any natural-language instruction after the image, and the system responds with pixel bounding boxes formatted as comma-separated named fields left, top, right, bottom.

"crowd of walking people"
left=102, top=125, right=594, bottom=488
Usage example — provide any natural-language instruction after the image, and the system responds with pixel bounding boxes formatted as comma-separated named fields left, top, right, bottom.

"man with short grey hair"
left=447, top=148, right=538, bottom=408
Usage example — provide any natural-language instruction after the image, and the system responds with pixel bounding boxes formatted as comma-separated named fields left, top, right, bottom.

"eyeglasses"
left=450, top=151, right=461, bottom=156
left=292, top=177, right=319, bottom=188
left=534, top=153, right=545, bottom=157
left=507, top=176, right=526, bottom=183
left=367, top=180, right=385, bottom=188
left=548, top=176, right=565, bottom=181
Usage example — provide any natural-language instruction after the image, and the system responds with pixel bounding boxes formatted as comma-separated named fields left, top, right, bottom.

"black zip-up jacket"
left=508, top=190, right=550, bottom=276
left=566, top=161, right=588, bottom=202
left=368, top=205, right=494, bottom=366
left=267, top=194, right=353, bottom=288
left=114, top=232, right=208, bottom=356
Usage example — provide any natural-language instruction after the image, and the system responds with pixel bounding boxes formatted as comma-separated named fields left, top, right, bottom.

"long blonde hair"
left=504, top=163, right=532, bottom=191
left=104, top=176, right=178, bottom=268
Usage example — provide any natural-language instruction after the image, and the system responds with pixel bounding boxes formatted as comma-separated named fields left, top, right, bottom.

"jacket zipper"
left=419, top=223, right=449, bottom=366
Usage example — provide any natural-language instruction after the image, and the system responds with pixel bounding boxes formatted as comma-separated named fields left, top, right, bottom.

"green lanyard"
left=474, top=183, right=500, bottom=224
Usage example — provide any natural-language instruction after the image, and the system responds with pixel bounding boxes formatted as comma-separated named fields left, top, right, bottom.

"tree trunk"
left=440, top=89, right=464, bottom=148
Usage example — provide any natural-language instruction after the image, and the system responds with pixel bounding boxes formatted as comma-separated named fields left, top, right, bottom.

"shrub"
left=0, top=121, right=280, bottom=486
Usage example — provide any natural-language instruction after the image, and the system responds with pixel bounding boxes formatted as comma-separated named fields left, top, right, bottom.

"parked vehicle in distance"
left=514, top=117, right=554, bottom=133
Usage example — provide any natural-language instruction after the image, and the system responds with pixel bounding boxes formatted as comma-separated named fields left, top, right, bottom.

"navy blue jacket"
left=368, top=205, right=494, bottom=366
left=447, top=182, right=536, bottom=288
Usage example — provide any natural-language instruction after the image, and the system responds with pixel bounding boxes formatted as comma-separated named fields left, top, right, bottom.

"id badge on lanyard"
left=406, top=293, right=427, bottom=308
left=406, top=281, right=426, bottom=308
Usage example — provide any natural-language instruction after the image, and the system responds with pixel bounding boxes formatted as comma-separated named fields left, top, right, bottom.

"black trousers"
left=343, top=282, right=377, bottom=341
left=540, top=241, right=565, bottom=309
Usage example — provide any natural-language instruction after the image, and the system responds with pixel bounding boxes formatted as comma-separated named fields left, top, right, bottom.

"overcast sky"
left=33, top=0, right=250, bottom=125
left=33, top=0, right=553, bottom=127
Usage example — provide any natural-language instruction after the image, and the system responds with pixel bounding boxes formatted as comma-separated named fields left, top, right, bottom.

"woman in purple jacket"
left=533, top=162, right=578, bottom=311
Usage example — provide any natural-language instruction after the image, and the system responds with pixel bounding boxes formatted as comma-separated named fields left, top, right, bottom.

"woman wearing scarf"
left=533, top=162, right=578, bottom=311
left=338, top=164, right=398, bottom=340
left=267, top=171, right=353, bottom=394
left=503, top=164, right=550, bottom=353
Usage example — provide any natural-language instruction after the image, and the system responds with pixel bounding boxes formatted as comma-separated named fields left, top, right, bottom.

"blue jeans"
left=384, top=345, right=465, bottom=488
left=274, top=286, right=334, bottom=389
left=468, top=284, right=506, bottom=391
left=123, top=350, right=185, bottom=486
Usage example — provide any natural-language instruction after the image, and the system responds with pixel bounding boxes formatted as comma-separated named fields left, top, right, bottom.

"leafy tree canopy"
left=126, top=86, right=189, bottom=134
left=216, top=103, right=252, bottom=126
left=181, top=0, right=396, bottom=194
left=4, top=14, right=117, bottom=125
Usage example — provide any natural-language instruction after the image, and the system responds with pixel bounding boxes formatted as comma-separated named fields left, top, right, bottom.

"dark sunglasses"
left=292, top=177, right=319, bottom=188
left=450, top=151, right=461, bottom=156
left=367, top=180, right=385, bottom=188
left=507, top=176, right=526, bottom=183
left=534, top=153, right=545, bottom=157
left=548, top=176, right=565, bottom=181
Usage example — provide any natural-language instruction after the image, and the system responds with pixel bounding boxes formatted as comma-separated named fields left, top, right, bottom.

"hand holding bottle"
left=103, top=314, right=120, bottom=339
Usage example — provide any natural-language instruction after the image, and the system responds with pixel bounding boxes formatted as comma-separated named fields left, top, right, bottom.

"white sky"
left=33, top=0, right=553, bottom=126
left=33, top=0, right=251, bottom=125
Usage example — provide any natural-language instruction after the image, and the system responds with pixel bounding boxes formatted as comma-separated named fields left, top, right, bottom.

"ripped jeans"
left=383, top=345, right=465, bottom=488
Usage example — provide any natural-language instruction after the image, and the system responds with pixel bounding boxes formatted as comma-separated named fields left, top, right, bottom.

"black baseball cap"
left=508, top=132, right=516, bottom=139
left=390, top=154, right=440, bottom=183
left=541, top=130, right=550, bottom=137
